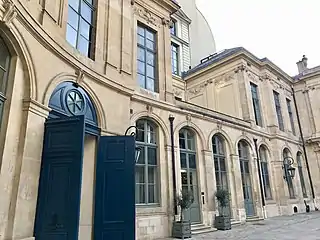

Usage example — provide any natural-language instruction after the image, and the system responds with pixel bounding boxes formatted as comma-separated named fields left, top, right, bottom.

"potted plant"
left=214, top=188, right=231, bottom=230
left=172, top=190, right=194, bottom=239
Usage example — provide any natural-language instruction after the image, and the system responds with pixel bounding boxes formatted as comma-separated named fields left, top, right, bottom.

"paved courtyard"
left=166, top=212, right=320, bottom=240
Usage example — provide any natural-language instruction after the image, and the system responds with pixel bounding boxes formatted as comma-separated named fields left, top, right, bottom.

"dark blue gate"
left=94, top=136, right=136, bottom=240
left=34, top=115, right=85, bottom=240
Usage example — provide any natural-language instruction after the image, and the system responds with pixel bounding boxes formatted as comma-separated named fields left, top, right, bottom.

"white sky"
left=196, top=0, right=320, bottom=76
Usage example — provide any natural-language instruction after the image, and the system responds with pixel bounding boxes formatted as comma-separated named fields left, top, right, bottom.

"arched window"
left=259, top=146, right=272, bottom=200
left=0, top=36, right=11, bottom=124
left=283, top=148, right=295, bottom=199
left=212, top=135, right=228, bottom=190
left=238, top=140, right=255, bottom=216
left=135, top=119, right=159, bottom=204
left=179, top=128, right=201, bottom=223
left=297, top=152, right=307, bottom=198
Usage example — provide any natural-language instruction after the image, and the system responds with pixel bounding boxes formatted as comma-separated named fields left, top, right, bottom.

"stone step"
left=231, top=219, right=242, bottom=226
left=246, top=216, right=264, bottom=222
left=191, top=223, right=217, bottom=235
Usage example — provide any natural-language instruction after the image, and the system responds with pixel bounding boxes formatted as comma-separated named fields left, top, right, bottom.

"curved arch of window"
left=283, top=148, right=295, bottom=199
left=135, top=119, right=159, bottom=205
left=259, top=145, right=272, bottom=200
left=0, top=36, right=11, bottom=125
left=297, top=152, right=307, bottom=198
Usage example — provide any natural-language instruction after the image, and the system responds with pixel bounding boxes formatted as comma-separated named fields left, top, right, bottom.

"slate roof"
left=293, top=65, right=320, bottom=80
left=182, top=47, right=292, bottom=80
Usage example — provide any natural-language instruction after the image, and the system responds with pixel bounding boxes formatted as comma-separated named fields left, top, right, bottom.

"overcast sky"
left=196, top=0, right=320, bottom=76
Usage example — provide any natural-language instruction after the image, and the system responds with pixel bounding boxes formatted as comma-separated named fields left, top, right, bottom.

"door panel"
left=94, top=136, right=135, bottom=240
left=240, top=160, right=255, bottom=217
left=34, top=116, right=85, bottom=240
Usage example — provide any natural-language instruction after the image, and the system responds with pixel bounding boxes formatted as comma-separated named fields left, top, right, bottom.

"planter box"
left=214, top=216, right=231, bottom=230
left=172, top=221, right=192, bottom=239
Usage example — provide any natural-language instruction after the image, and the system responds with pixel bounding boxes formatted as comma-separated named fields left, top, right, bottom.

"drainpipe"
left=169, top=115, right=178, bottom=216
left=291, top=86, right=317, bottom=210
left=253, top=138, right=266, bottom=218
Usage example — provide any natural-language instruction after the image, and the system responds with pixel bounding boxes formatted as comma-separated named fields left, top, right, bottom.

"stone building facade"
left=0, top=0, right=319, bottom=240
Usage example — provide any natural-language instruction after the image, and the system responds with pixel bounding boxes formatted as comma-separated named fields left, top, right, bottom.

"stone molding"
left=22, top=99, right=51, bottom=118
left=0, top=0, right=17, bottom=28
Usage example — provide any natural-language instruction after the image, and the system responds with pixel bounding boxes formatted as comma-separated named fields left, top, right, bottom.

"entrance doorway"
left=179, top=128, right=201, bottom=223
left=238, top=140, right=255, bottom=217
left=34, top=82, right=136, bottom=240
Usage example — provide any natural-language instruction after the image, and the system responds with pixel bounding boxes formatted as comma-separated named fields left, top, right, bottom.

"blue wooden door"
left=94, top=136, right=136, bottom=240
left=34, top=116, right=85, bottom=240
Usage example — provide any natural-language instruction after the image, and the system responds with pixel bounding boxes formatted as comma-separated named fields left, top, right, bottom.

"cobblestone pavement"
left=165, top=212, right=320, bottom=240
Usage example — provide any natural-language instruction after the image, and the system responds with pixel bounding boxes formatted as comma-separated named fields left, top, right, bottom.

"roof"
left=182, top=47, right=292, bottom=81
left=293, top=65, right=320, bottom=80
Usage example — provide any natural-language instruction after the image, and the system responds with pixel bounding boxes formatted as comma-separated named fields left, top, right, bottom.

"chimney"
left=296, top=55, right=308, bottom=73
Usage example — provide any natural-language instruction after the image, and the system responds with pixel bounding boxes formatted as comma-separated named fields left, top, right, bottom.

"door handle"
left=201, top=192, right=205, bottom=204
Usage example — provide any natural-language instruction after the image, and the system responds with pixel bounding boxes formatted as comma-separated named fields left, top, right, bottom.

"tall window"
left=286, top=99, right=296, bottom=135
left=212, top=135, right=228, bottom=190
left=135, top=119, right=159, bottom=204
left=171, top=43, right=179, bottom=75
left=0, top=36, right=10, bottom=124
left=259, top=146, right=272, bottom=199
left=273, top=91, right=284, bottom=131
left=137, top=25, right=157, bottom=92
left=297, top=152, right=307, bottom=198
left=66, top=0, right=95, bottom=57
left=170, top=19, right=177, bottom=36
left=283, top=149, right=295, bottom=199
left=250, top=83, right=262, bottom=126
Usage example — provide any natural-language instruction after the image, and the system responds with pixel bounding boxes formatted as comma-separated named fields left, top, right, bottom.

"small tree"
left=215, top=188, right=230, bottom=217
left=175, top=190, right=194, bottom=222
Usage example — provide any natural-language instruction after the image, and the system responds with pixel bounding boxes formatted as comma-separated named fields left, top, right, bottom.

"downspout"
left=291, top=86, right=317, bottom=210
left=169, top=115, right=178, bottom=216
left=253, top=138, right=266, bottom=218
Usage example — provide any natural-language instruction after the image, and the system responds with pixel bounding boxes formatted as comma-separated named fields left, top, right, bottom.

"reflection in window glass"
left=259, top=146, right=272, bottom=199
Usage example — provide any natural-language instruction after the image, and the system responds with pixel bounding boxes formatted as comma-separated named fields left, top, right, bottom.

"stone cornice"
left=22, top=98, right=51, bottom=118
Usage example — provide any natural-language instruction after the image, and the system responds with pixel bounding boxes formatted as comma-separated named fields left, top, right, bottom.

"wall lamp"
left=125, top=125, right=142, bottom=163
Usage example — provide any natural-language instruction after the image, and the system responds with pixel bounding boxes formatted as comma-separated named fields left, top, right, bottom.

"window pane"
left=146, top=128, right=156, bottom=144
left=0, top=45, right=9, bottom=69
left=0, top=100, right=3, bottom=124
left=81, top=1, right=92, bottom=23
left=77, top=36, right=89, bottom=56
left=135, top=166, right=145, bottom=183
left=138, top=47, right=145, bottom=61
left=137, top=60, right=145, bottom=75
left=138, top=35, right=144, bottom=46
left=0, top=68, right=5, bottom=93
left=69, top=0, right=79, bottom=11
left=189, top=154, right=196, bottom=169
left=219, top=158, right=226, bottom=171
left=66, top=24, right=78, bottom=47
left=137, top=74, right=145, bottom=88
left=148, top=184, right=157, bottom=203
left=146, top=30, right=154, bottom=41
left=136, top=146, right=145, bottom=164
left=180, top=153, right=187, bottom=168
left=68, top=7, right=79, bottom=30
left=148, top=167, right=156, bottom=183
left=146, top=52, right=154, bottom=66
left=137, top=26, right=145, bottom=36
left=147, top=147, right=157, bottom=165
left=146, top=78, right=154, bottom=92
left=135, top=184, right=145, bottom=204
left=146, top=39, right=154, bottom=51
left=147, top=65, right=154, bottom=78
left=79, top=18, right=91, bottom=40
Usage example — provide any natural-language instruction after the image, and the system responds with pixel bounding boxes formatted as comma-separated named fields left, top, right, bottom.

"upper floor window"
left=170, top=19, right=177, bottom=36
left=137, top=24, right=157, bottom=92
left=0, top=36, right=10, bottom=123
left=286, top=99, right=296, bottom=135
left=273, top=91, right=284, bottom=131
left=250, top=83, right=262, bottom=126
left=297, top=152, right=307, bottom=198
left=171, top=43, right=179, bottom=76
left=135, top=119, right=159, bottom=205
left=66, top=0, right=95, bottom=58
